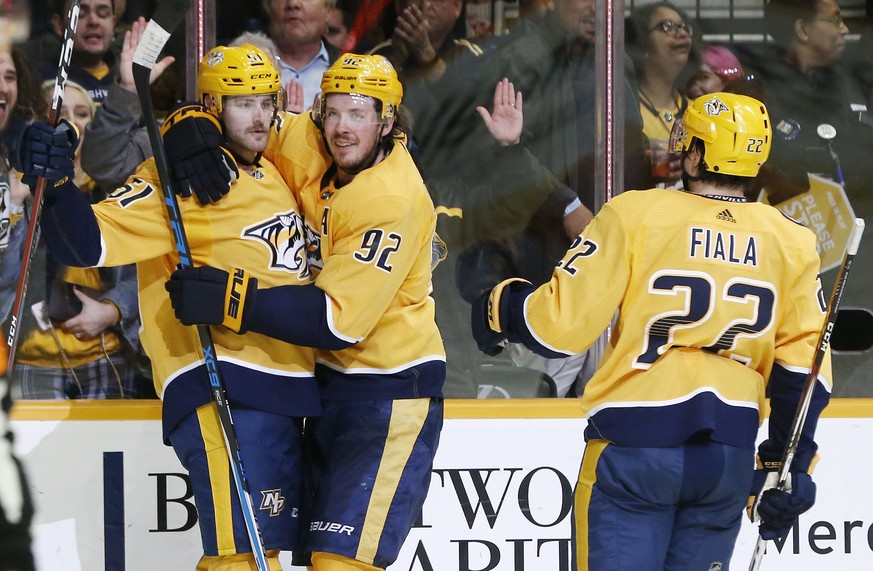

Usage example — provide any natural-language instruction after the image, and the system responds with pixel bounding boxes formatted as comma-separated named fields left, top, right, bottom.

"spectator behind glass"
left=263, top=0, right=341, bottom=110
left=0, top=80, right=148, bottom=400
left=0, top=48, right=47, bottom=158
left=325, top=0, right=353, bottom=50
left=26, top=0, right=121, bottom=105
left=428, top=78, right=586, bottom=397
left=743, top=0, right=857, bottom=202
left=0, top=46, right=44, bottom=264
left=364, top=0, right=485, bottom=181
left=448, top=0, right=651, bottom=398
left=228, top=31, right=312, bottom=113
left=743, top=0, right=873, bottom=396
left=366, top=0, right=468, bottom=85
left=0, top=46, right=45, bottom=251
left=627, top=1, right=698, bottom=187
left=79, top=16, right=173, bottom=190
left=468, top=0, right=649, bottom=274
left=1, top=46, right=44, bottom=282
left=686, top=44, right=745, bottom=99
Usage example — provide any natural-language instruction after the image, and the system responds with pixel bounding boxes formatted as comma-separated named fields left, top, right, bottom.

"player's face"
left=221, top=94, right=276, bottom=162
left=0, top=52, right=18, bottom=133
left=71, top=0, right=115, bottom=59
left=322, top=93, right=391, bottom=179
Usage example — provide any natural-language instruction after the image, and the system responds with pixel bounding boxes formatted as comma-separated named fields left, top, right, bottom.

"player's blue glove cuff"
left=471, top=278, right=532, bottom=356
left=165, top=266, right=258, bottom=333
left=160, top=103, right=239, bottom=205
left=15, top=119, right=79, bottom=189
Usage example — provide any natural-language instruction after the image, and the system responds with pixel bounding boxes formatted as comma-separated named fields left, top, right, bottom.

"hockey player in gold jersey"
left=472, top=93, right=831, bottom=570
left=18, top=45, right=319, bottom=570
left=162, top=54, right=445, bottom=571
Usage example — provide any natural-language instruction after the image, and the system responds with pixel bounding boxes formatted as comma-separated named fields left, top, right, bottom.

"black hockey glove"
left=747, top=439, right=817, bottom=540
left=15, top=119, right=78, bottom=189
left=471, top=278, right=532, bottom=356
left=160, top=103, right=239, bottom=205
left=165, top=266, right=257, bottom=333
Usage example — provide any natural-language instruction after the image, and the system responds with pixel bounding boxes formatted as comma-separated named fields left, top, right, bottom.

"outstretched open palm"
left=476, top=77, right=523, bottom=146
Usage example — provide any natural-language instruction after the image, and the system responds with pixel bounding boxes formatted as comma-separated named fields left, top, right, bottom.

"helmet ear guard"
left=678, top=92, right=772, bottom=178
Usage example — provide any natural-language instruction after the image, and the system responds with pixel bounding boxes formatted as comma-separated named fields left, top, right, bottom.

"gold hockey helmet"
left=197, top=44, right=282, bottom=116
left=670, top=92, right=771, bottom=178
left=319, top=54, right=403, bottom=121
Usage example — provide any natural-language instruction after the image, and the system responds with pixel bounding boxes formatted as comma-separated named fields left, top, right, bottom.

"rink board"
left=10, top=399, right=873, bottom=570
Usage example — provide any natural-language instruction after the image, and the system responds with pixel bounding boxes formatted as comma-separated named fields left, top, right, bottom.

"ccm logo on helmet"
left=250, top=73, right=273, bottom=79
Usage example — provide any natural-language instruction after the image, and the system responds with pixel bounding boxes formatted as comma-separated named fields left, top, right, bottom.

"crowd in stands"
left=3, top=0, right=873, bottom=399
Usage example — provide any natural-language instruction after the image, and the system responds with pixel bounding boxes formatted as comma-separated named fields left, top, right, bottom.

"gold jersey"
left=264, top=112, right=445, bottom=399
left=86, top=158, right=318, bottom=433
left=509, top=189, right=831, bottom=448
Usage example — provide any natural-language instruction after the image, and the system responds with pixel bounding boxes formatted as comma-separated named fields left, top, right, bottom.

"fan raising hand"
left=476, top=77, right=523, bottom=147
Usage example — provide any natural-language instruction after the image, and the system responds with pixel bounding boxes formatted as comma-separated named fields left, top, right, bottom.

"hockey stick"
left=5, top=1, right=80, bottom=371
left=749, top=217, right=865, bottom=571
left=131, top=3, right=270, bottom=570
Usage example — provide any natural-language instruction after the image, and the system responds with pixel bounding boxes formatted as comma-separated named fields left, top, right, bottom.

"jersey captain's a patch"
left=242, top=210, right=310, bottom=279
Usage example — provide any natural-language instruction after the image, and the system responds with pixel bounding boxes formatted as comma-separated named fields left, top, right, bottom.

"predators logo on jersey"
left=243, top=210, right=310, bottom=279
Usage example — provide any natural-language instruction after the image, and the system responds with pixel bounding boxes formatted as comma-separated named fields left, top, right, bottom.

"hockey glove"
left=748, top=440, right=817, bottom=541
left=160, top=103, right=239, bottom=205
left=15, top=119, right=78, bottom=189
left=165, top=266, right=258, bottom=333
left=471, top=278, right=532, bottom=356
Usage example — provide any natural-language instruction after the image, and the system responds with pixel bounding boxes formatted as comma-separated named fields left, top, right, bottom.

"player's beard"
left=331, top=130, right=384, bottom=177
left=225, top=126, right=268, bottom=164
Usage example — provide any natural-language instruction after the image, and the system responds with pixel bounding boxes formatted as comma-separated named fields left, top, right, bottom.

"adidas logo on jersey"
left=716, top=209, right=736, bottom=223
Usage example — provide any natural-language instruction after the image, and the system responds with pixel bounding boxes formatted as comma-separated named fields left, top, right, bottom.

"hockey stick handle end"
left=847, top=218, right=865, bottom=256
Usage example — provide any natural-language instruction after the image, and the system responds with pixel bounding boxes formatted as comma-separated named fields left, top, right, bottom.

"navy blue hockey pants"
left=573, top=438, right=754, bottom=570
